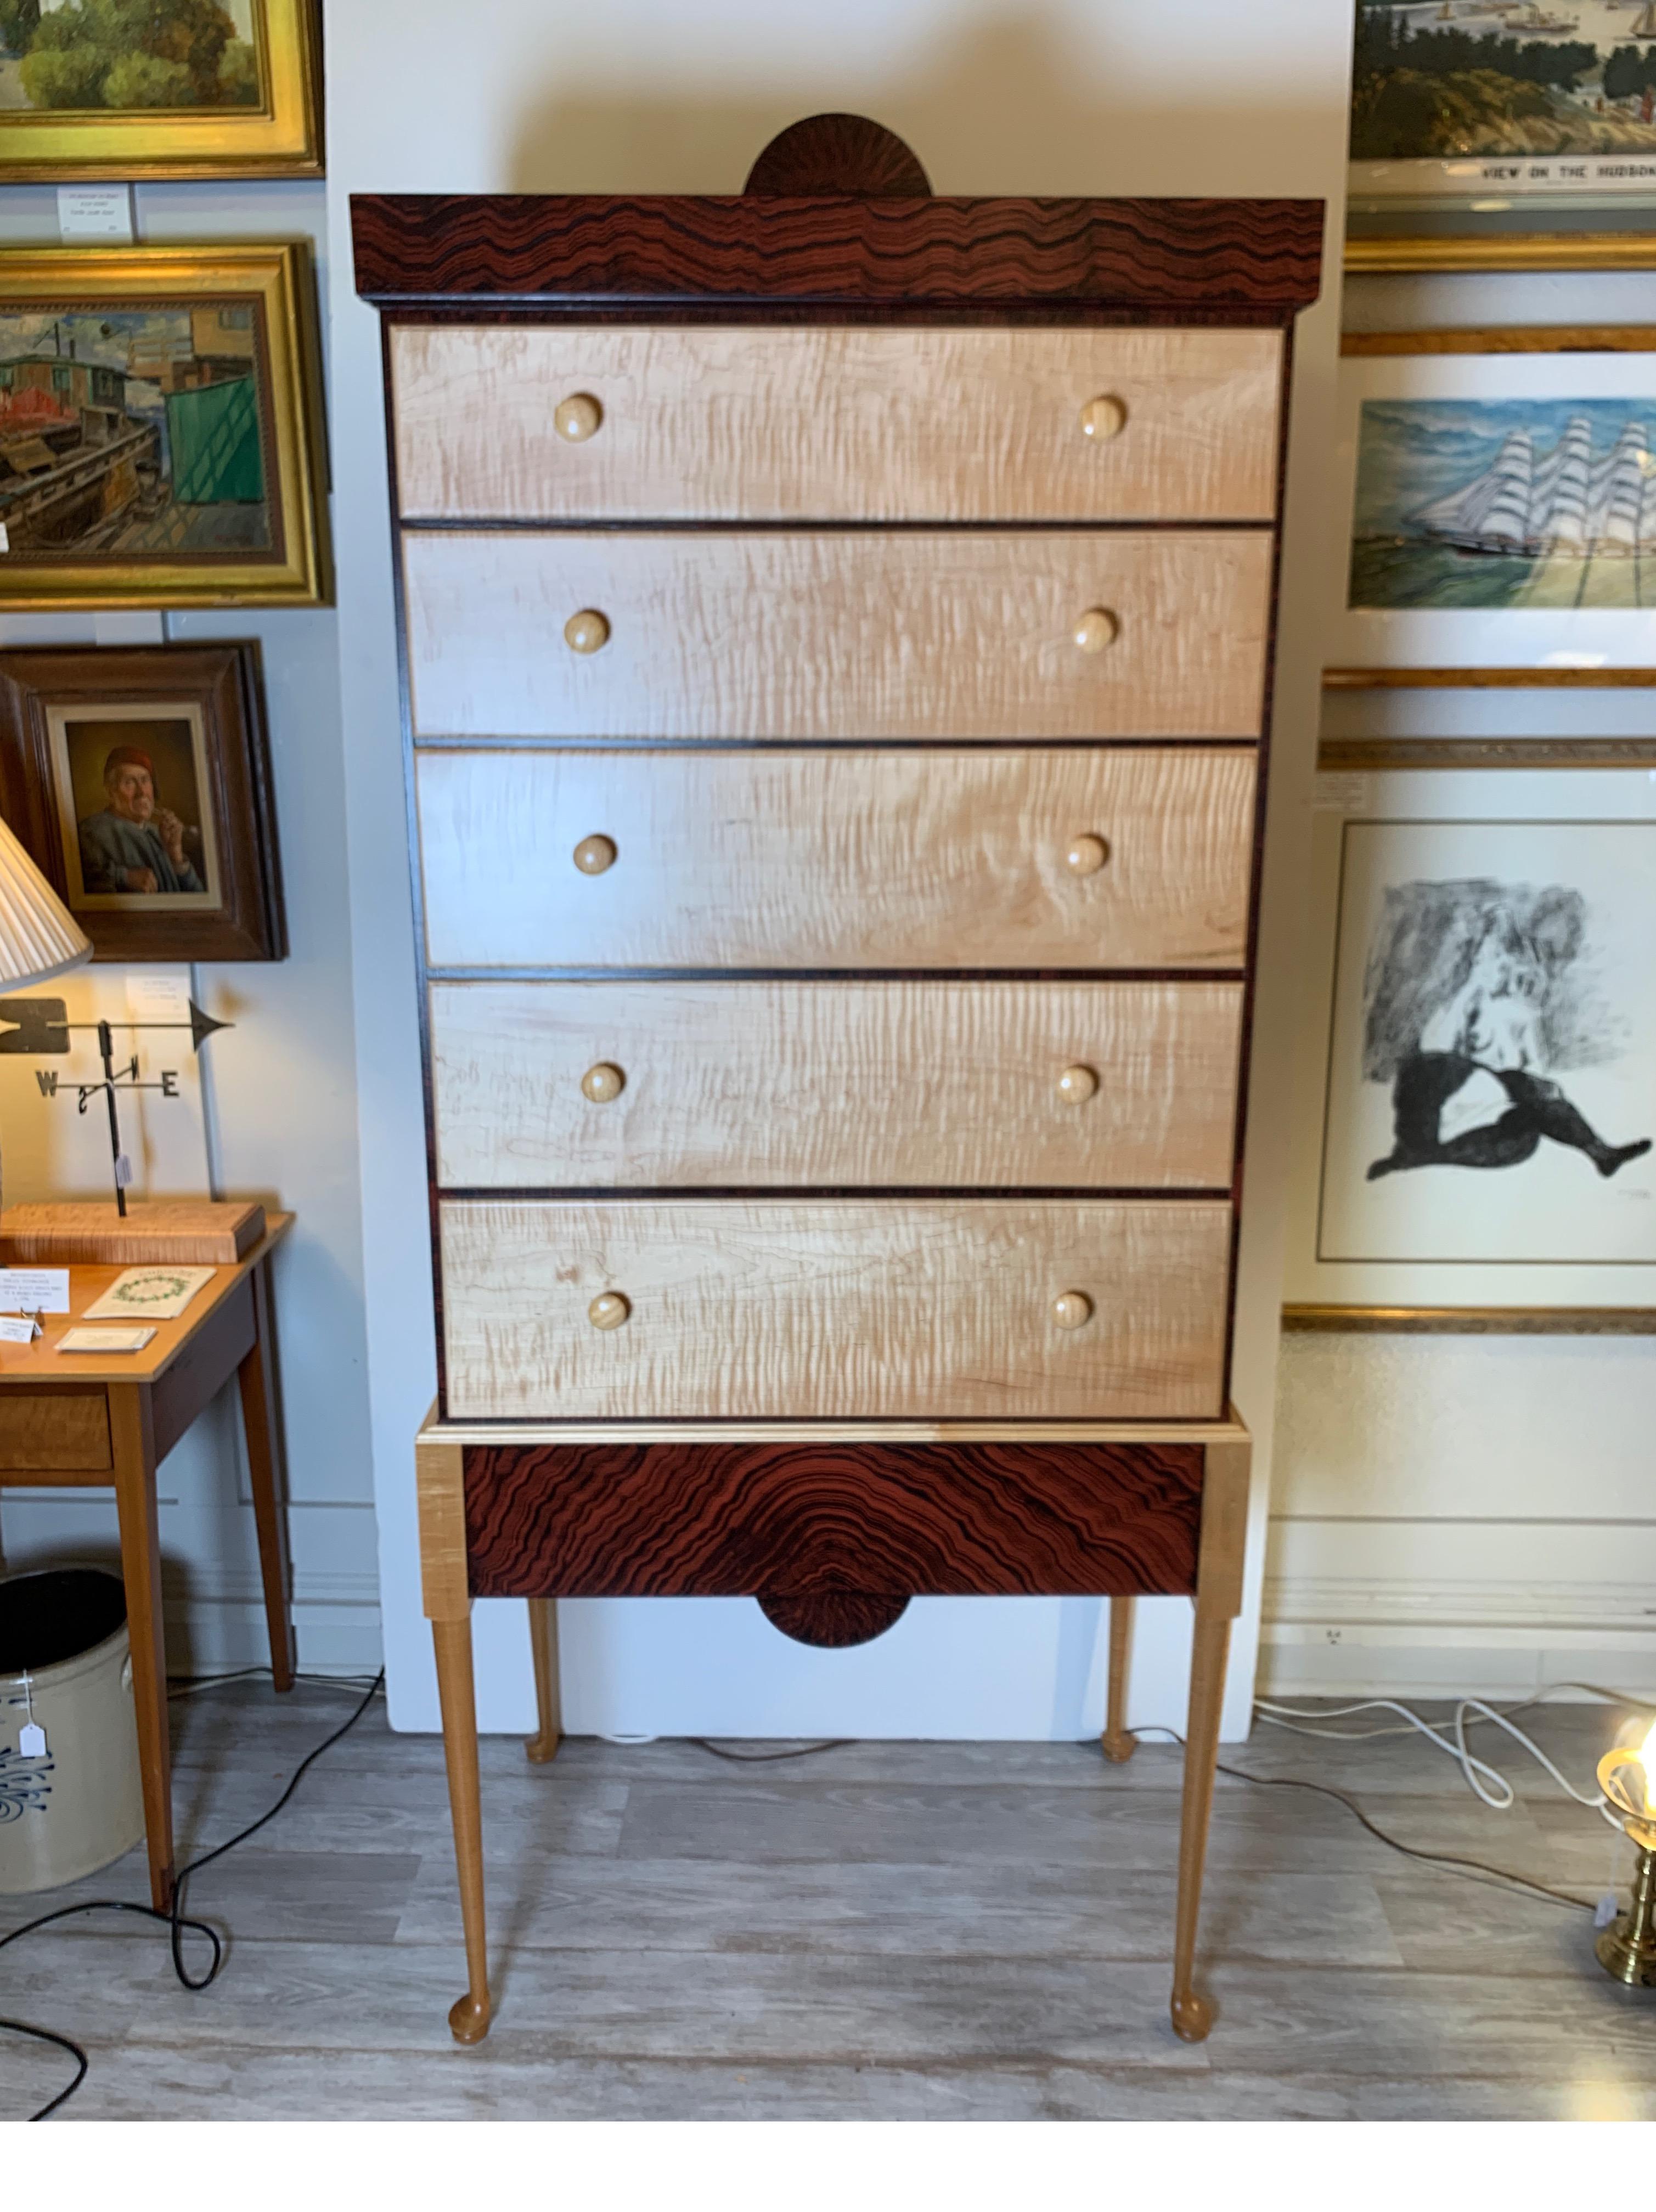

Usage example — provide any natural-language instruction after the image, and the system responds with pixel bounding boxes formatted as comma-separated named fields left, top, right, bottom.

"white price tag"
left=0, top=1268, right=69, bottom=1314
left=57, top=185, right=133, bottom=241
left=18, top=1723, right=46, bottom=1758
left=1314, top=773, right=1372, bottom=816
left=125, top=972, right=189, bottom=1023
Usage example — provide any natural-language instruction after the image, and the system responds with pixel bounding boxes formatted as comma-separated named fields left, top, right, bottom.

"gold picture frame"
left=0, top=243, right=331, bottom=609
left=1347, top=236, right=1656, bottom=276
left=1285, top=669, right=1656, bottom=1336
left=0, top=0, right=322, bottom=180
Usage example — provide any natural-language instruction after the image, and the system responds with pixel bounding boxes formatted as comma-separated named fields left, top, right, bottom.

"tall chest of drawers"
left=353, top=116, right=1323, bottom=2046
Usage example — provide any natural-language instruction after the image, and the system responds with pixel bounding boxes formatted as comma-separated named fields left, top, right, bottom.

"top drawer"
left=388, top=326, right=1283, bottom=524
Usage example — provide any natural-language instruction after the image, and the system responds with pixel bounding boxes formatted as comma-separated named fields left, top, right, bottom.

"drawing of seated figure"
left=1362, top=882, right=1652, bottom=1183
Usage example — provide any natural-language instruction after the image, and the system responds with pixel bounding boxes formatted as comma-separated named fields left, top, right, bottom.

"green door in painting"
left=165, top=377, right=264, bottom=504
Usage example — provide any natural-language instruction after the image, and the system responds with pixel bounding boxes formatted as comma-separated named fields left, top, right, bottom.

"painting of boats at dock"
left=0, top=304, right=272, bottom=558
left=0, top=246, right=329, bottom=607
left=1350, top=398, right=1656, bottom=609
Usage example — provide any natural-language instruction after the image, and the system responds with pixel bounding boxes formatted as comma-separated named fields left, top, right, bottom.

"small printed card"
left=58, top=1326, right=157, bottom=1355
left=0, top=1315, right=41, bottom=1345
left=83, top=1266, right=215, bottom=1322
left=0, top=1267, right=70, bottom=1315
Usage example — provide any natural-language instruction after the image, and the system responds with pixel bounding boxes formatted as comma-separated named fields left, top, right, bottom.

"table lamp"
left=1597, top=1719, right=1656, bottom=1987
left=0, top=812, right=92, bottom=1211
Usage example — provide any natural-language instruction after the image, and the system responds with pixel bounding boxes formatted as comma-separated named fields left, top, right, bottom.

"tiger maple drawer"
left=429, top=978, right=1243, bottom=1190
left=416, top=746, right=1257, bottom=973
left=0, top=1389, right=111, bottom=1472
left=438, top=1197, right=1232, bottom=1422
left=461, top=1436, right=1205, bottom=1602
left=388, top=325, right=1283, bottom=524
left=402, top=529, right=1273, bottom=741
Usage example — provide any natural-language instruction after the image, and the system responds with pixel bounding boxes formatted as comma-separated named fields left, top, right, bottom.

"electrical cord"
left=1130, top=1722, right=1602, bottom=1915
left=691, top=1737, right=853, bottom=1763
left=1254, top=1682, right=1652, bottom=1828
left=2, top=1667, right=384, bottom=2121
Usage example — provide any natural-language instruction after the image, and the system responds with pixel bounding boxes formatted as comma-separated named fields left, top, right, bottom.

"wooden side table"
left=0, top=1213, right=295, bottom=1909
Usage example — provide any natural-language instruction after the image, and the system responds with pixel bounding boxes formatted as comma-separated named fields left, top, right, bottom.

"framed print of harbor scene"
left=1333, top=329, right=1656, bottom=667
left=0, top=640, right=286, bottom=962
left=1350, top=1, right=1656, bottom=215
left=1285, top=686, right=1656, bottom=1328
left=0, top=244, right=330, bottom=608
left=0, top=0, right=321, bottom=179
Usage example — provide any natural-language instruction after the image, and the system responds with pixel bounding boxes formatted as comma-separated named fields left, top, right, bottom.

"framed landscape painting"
left=1333, top=329, right=1656, bottom=668
left=0, top=0, right=320, bottom=179
left=1350, top=0, right=1656, bottom=216
left=1285, top=696, right=1656, bottom=1329
left=0, top=244, right=330, bottom=608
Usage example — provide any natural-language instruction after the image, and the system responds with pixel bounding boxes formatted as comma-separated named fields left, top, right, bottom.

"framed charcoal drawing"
left=0, top=0, right=322, bottom=180
left=0, top=640, right=286, bottom=962
left=1349, top=1, right=1656, bottom=224
left=0, top=244, right=330, bottom=608
left=1333, top=328, right=1656, bottom=670
left=1285, top=673, right=1656, bottom=1333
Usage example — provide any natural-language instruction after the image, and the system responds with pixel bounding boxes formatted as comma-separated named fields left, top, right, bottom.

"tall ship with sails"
left=1410, top=415, right=1656, bottom=556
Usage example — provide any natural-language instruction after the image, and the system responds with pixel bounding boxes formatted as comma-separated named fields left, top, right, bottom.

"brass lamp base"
left=1596, top=1843, right=1656, bottom=1987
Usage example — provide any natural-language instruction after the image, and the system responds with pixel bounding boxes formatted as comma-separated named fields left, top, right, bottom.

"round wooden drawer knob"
left=572, top=833, right=616, bottom=875
left=554, top=392, right=602, bottom=443
left=588, top=1291, right=631, bottom=1331
left=1073, top=607, right=1118, bottom=654
left=565, top=608, right=610, bottom=654
left=1052, top=1290, right=1094, bottom=1331
left=1064, top=833, right=1109, bottom=877
left=1056, top=1064, right=1098, bottom=1105
left=1080, top=395, right=1128, bottom=443
left=581, top=1062, right=626, bottom=1103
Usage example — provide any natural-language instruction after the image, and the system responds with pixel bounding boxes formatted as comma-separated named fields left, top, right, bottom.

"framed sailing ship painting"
left=1285, top=675, right=1656, bottom=1329
left=1332, top=328, right=1656, bottom=669
left=0, top=244, right=330, bottom=609
left=0, top=0, right=322, bottom=180
left=1349, top=0, right=1656, bottom=222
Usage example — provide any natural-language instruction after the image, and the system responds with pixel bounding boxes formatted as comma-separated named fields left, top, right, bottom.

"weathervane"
left=0, top=994, right=231, bottom=1217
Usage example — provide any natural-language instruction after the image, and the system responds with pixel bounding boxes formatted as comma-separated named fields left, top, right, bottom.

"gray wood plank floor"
left=6, top=1683, right=1656, bottom=2120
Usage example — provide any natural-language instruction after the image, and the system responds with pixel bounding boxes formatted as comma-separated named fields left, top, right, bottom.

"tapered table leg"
left=238, top=1256, right=295, bottom=1692
left=1101, top=1594, right=1136, bottom=1763
left=525, top=1596, right=561, bottom=1764
left=1170, top=1603, right=1231, bottom=2042
left=432, top=1613, right=490, bottom=2043
left=110, top=1385, right=173, bottom=1914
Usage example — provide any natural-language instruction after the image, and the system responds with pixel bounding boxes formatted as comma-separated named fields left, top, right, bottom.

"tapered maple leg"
left=1101, top=1594, right=1136, bottom=1763
left=432, top=1613, right=489, bottom=2043
left=525, top=1597, right=561, bottom=1764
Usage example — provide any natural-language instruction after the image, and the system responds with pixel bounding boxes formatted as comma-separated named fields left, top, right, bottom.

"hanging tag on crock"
left=19, top=1722, right=46, bottom=1757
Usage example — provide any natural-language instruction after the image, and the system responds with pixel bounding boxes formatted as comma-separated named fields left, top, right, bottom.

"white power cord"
left=1253, top=1681, right=1640, bottom=1833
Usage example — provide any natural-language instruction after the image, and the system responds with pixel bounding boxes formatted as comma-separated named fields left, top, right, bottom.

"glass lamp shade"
left=0, top=812, right=90, bottom=990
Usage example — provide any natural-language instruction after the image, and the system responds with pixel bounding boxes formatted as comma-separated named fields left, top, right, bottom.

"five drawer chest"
left=352, top=115, right=1323, bottom=2046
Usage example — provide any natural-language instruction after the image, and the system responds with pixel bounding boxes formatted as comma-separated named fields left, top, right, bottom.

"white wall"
left=1264, top=264, right=1656, bottom=1703
left=0, top=182, right=379, bottom=1674
left=324, top=0, right=1354, bottom=1737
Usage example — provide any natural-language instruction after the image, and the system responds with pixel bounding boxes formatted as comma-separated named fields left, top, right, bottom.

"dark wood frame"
left=0, top=641, right=286, bottom=963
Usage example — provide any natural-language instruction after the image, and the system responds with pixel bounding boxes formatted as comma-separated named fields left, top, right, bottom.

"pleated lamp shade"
left=0, top=811, right=91, bottom=989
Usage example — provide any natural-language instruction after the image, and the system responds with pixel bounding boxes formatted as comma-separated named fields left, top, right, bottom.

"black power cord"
left=1, top=1667, right=384, bottom=2120
left=1129, top=1724, right=1601, bottom=1914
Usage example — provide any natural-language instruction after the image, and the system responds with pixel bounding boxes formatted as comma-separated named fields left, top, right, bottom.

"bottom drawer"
left=440, top=1198, right=1231, bottom=1421
left=464, top=1438, right=1203, bottom=1605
